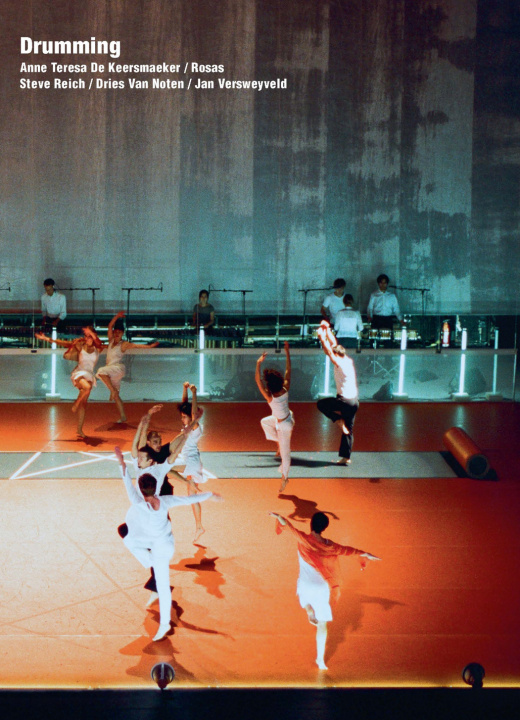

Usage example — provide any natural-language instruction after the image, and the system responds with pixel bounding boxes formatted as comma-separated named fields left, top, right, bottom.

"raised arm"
left=132, top=404, right=163, bottom=458
left=181, top=380, right=190, bottom=403
left=317, top=323, right=339, bottom=365
left=107, top=311, right=125, bottom=342
left=283, top=341, right=291, bottom=391
left=189, top=384, right=199, bottom=425
left=255, top=352, right=270, bottom=400
left=167, top=407, right=203, bottom=461
left=115, top=446, right=141, bottom=505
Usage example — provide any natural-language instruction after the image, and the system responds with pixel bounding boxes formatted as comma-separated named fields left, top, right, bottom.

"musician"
left=367, top=274, right=402, bottom=332
left=321, top=278, right=346, bottom=325
left=192, top=289, right=215, bottom=330
left=41, top=278, right=67, bottom=329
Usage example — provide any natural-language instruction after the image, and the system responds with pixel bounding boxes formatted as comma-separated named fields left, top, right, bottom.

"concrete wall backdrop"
left=0, top=0, right=518, bottom=316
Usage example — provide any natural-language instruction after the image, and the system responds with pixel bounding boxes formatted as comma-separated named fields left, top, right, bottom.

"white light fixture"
left=319, top=355, right=331, bottom=397
left=486, top=328, right=503, bottom=401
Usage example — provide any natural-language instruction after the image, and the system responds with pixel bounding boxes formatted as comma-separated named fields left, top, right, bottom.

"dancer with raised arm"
left=115, top=445, right=222, bottom=642
left=173, top=383, right=208, bottom=543
left=316, top=321, right=359, bottom=466
left=270, top=511, right=380, bottom=670
left=36, top=326, right=102, bottom=438
left=96, top=311, right=158, bottom=423
left=255, top=341, right=294, bottom=493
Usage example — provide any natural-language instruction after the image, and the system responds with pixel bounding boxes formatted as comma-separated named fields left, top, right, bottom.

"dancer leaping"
left=270, top=511, right=380, bottom=670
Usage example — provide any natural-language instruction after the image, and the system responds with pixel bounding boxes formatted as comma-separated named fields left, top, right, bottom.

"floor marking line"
left=9, top=451, right=42, bottom=480
left=16, top=454, right=122, bottom=480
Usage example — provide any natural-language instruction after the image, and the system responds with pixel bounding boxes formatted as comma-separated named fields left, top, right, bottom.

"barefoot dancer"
left=270, top=511, right=380, bottom=670
left=96, top=312, right=158, bottom=423
left=36, top=327, right=102, bottom=438
left=316, top=321, right=359, bottom=466
left=174, top=383, right=208, bottom=543
left=255, top=341, right=294, bottom=493
left=115, top=445, right=222, bottom=642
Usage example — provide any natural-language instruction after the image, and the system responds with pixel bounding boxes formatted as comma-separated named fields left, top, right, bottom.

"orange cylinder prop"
left=443, top=426, right=490, bottom=479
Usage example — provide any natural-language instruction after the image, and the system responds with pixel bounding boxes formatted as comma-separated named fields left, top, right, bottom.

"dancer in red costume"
left=270, top=511, right=380, bottom=670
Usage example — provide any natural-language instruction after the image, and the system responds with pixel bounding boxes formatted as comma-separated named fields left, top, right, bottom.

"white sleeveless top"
left=268, top=390, right=290, bottom=419
left=106, top=340, right=124, bottom=366
left=77, top=347, right=99, bottom=373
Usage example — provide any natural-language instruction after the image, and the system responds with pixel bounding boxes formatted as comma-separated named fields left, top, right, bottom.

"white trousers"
left=260, top=411, right=294, bottom=478
left=124, top=535, right=174, bottom=625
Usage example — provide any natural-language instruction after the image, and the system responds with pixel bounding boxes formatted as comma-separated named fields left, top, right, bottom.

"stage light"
left=462, top=663, right=485, bottom=689
left=151, top=662, right=175, bottom=690
left=319, top=355, right=331, bottom=397
left=487, top=328, right=502, bottom=401
left=400, top=326, right=407, bottom=351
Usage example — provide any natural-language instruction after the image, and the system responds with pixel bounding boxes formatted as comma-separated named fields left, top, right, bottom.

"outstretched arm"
left=283, top=341, right=291, bottom=391
left=35, top=332, right=76, bottom=348
left=255, top=352, right=270, bottom=400
left=120, top=340, right=160, bottom=350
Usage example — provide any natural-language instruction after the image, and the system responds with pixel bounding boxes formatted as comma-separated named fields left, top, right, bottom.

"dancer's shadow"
left=170, top=546, right=225, bottom=599
left=120, top=595, right=232, bottom=682
left=326, top=589, right=405, bottom=665
left=290, top=457, right=333, bottom=469
left=278, top=494, right=340, bottom=523
left=95, top=421, right=137, bottom=432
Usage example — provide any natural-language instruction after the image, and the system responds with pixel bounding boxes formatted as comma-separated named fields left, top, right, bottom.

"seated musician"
left=367, top=274, right=402, bottom=336
left=192, top=289, right=215, bottom=331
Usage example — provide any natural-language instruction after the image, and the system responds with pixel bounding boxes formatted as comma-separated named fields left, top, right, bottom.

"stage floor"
left=1, top=401, right=519, bottom=688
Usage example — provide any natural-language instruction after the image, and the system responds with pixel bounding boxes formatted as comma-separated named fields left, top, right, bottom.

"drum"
left=369, top=328, right=378, bottom=340
left=408, top=329, right=418, bottom=341
left=380, top=329, right=392, bottom=341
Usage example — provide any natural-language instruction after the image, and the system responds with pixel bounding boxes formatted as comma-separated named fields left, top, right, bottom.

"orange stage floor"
left=1, top=401, right=519, bottom=688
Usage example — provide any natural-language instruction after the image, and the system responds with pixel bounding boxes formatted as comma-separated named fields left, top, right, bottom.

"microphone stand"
left=60, top=287, right=100, bottom=326
left=121, top=284, right=163, bottom=339
left=208, top=288, right=253, bottom=330
left=298, top=287, right=333, bottom=338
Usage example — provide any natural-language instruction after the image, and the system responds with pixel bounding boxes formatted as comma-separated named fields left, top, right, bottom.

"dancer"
left=96, top=311, right=158, bottom=423
left=36, top=326, right=102, bottom=438
left=255, top=341, right=294, bottom=493
left=316, top=321, right=359, bottom=466
left=270, top=511, right=380, bottom=670
left=174, top=382, right=208, bottom=543
left=131, top=404, right=197, bottom=496
left=115, top=445, right=222, bottom=642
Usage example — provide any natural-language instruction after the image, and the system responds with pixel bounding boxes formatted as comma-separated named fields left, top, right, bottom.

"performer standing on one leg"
left=174, top=383, right=208, bottom=543
left=115, top=445, right=222, bottom=642
left=36, top=326, right=102, bottom=438
left=270, top=511, right=380, bottom=670
left=316, top=321, right=359, bottom=466
left=96, top=311, right=158, bottom=424
left=255, top=341, right=294, bottom=493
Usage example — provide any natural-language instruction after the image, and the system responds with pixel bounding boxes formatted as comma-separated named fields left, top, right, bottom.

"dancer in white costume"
left=255, top=341, right=294, bottom=493
left=115, top=445, right=222, bottom=641
left=96, top=312, right=159, bottom=423
left=270, top=511, right=380, bottom=670
left=36, top=326, right=102, bottom=437
left=173, top=383, right=208, bottom=543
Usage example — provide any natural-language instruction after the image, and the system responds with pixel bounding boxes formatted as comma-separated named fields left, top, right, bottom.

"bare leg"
left=188, top=480, right=204, bottom=542
left=316, top=621, right=328, bottom=670
left=99, top=375, right=126, bottom=421
left=76, top=405, right=86, bottom=437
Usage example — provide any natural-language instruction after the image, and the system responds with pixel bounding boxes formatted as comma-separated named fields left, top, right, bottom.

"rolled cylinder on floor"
left=443, top=426, right=490, bottom=479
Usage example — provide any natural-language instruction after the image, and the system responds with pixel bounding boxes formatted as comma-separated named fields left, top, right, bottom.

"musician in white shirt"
left=41, top=278, right=67, bottom=328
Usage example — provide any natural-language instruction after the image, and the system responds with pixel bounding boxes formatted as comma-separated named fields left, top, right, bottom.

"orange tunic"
left=277, top=517, right=365, bottom=589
